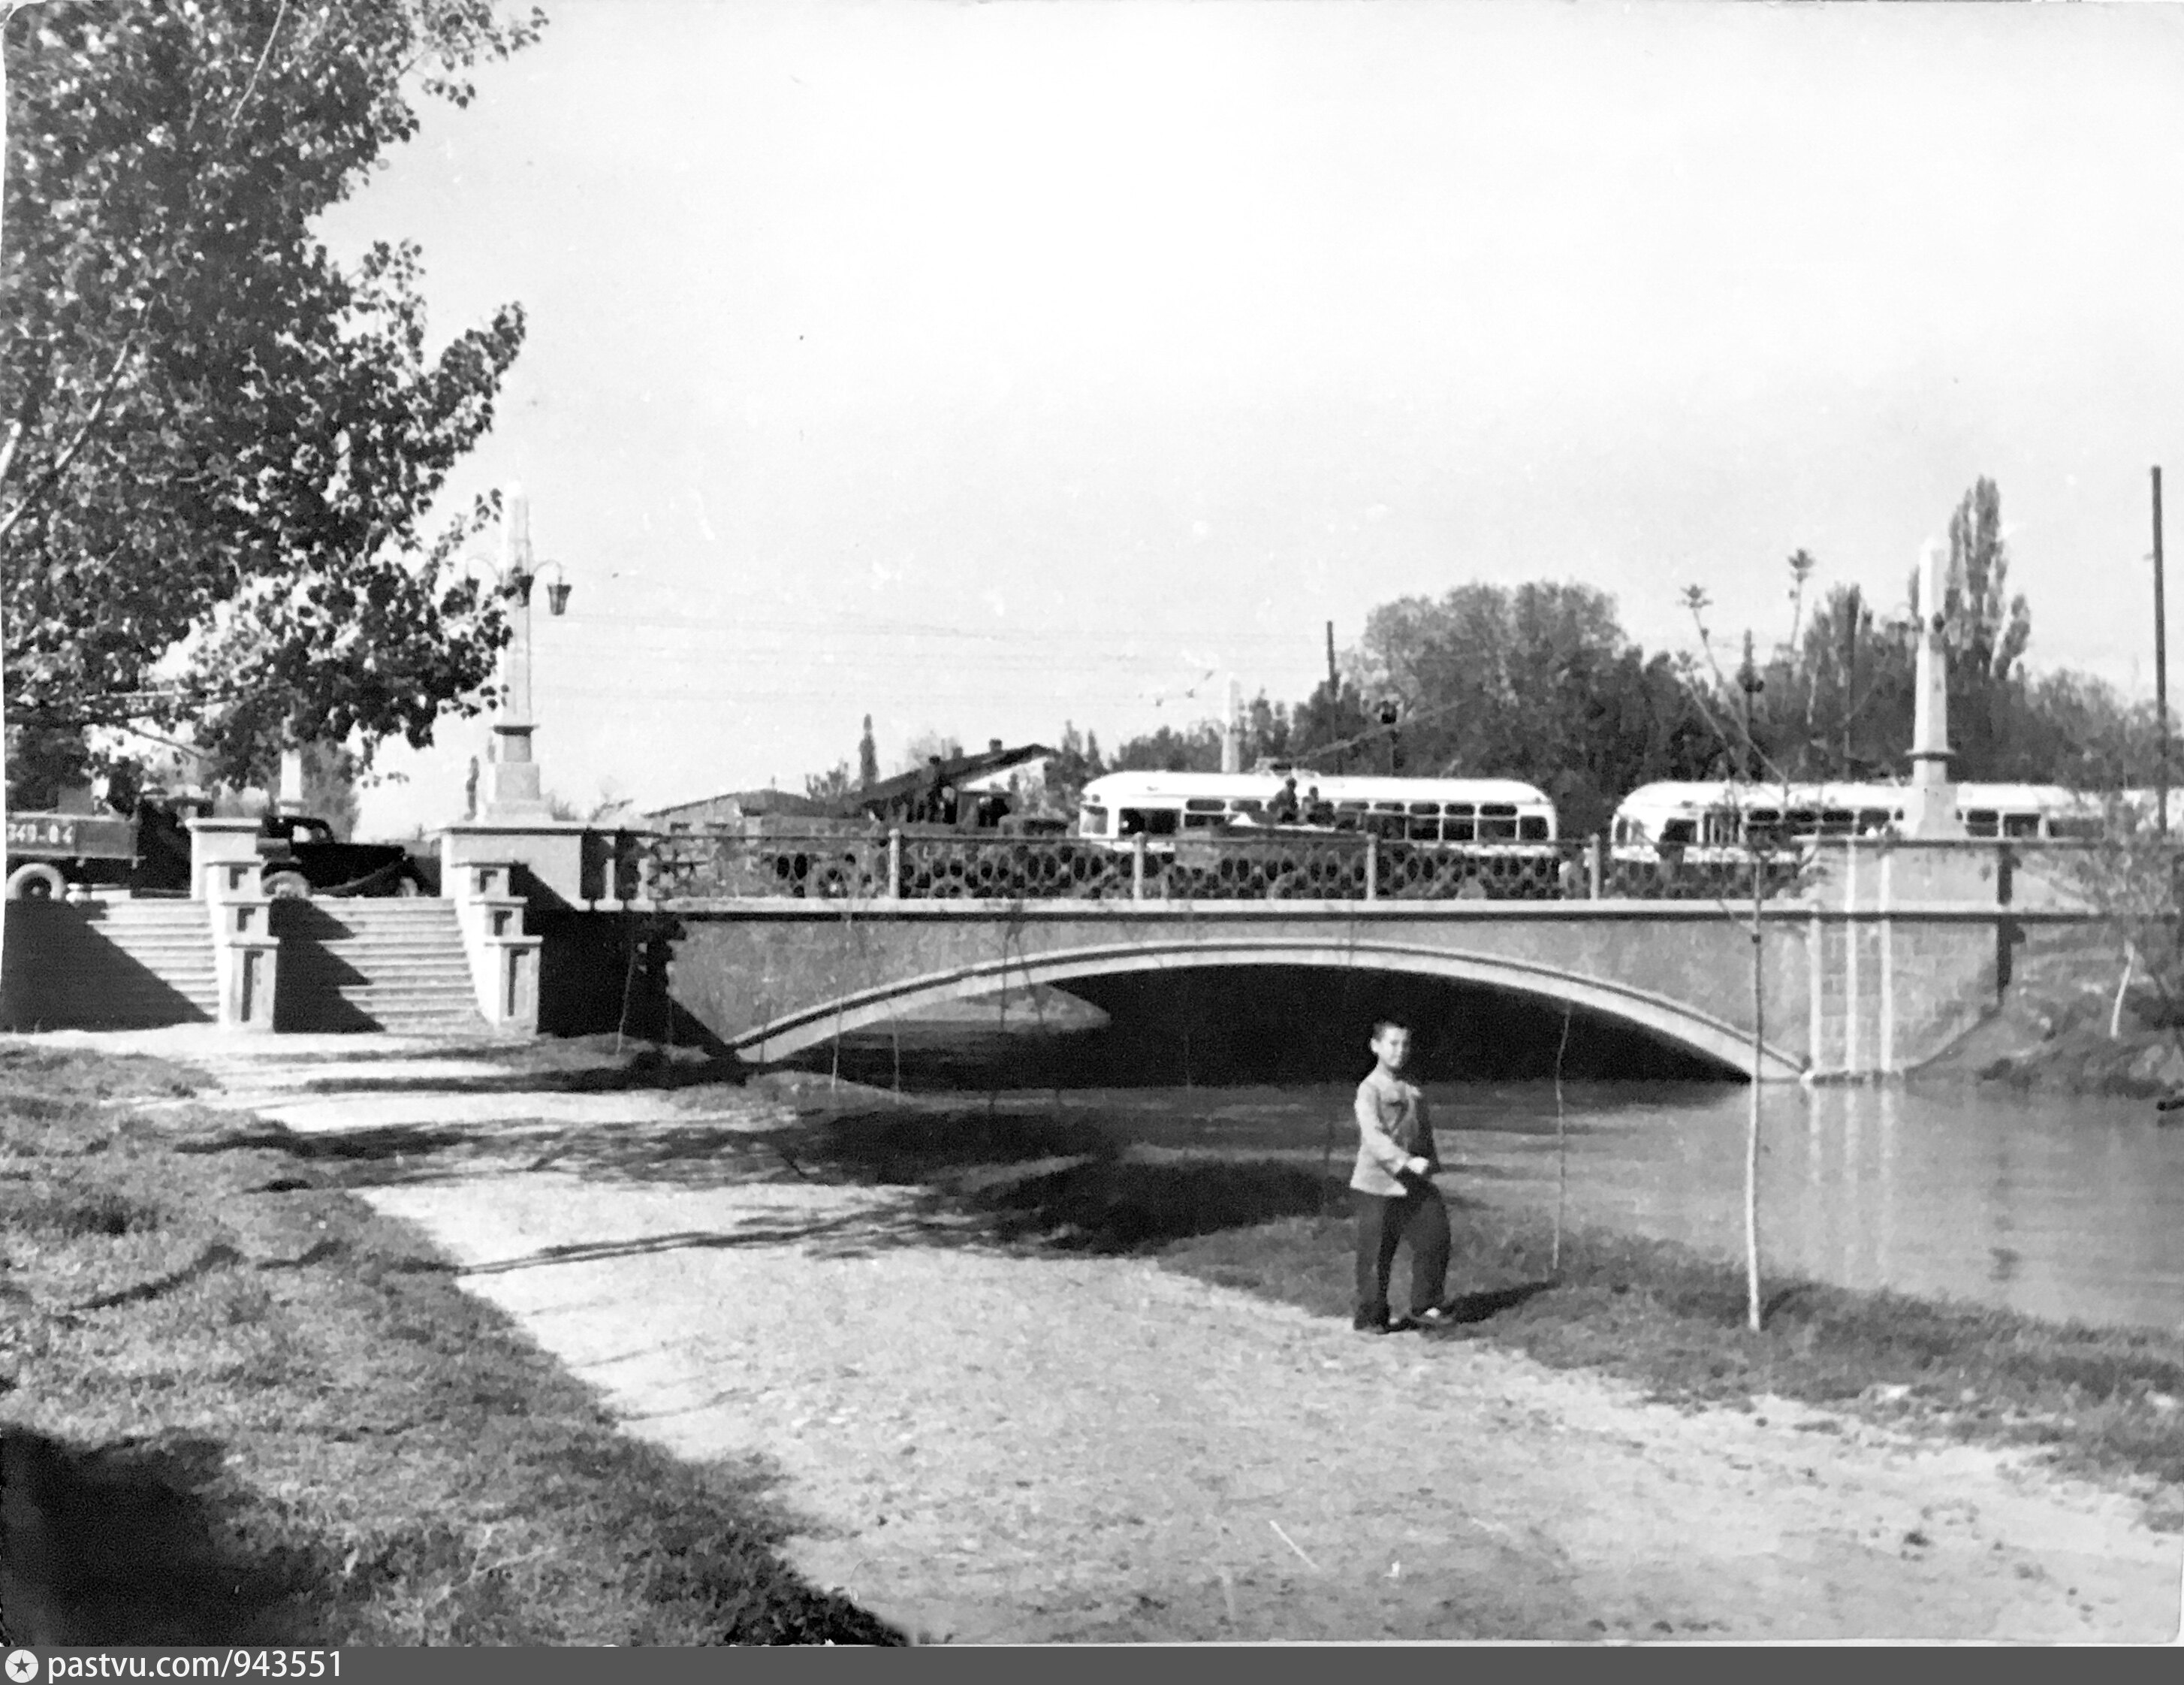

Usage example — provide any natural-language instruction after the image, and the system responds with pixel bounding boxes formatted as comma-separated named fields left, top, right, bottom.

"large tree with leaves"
left=0, top=0, right=541, bottom=799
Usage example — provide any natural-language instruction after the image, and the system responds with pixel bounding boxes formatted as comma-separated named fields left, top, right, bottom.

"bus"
left=1076, top=769, right=1559, bottom=851
left=1609, top=780, right=2109, bottom=862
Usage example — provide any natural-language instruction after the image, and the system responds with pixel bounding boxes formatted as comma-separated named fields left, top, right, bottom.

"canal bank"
left=15, top=1027, right=2179, bottom=1643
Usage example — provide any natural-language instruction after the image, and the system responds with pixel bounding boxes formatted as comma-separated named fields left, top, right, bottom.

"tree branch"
left=0, top=325, right=143, bottom=545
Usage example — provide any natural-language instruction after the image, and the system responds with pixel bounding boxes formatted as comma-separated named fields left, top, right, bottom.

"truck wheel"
left=5, top=863, right=65, bottom=901
left=264, top=871, right=312, bottom=899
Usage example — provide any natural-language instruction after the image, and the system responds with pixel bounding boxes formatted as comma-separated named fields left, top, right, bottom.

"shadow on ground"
left=180, top=1091, right=1350, bottom=1262
left=0, top=1429, right=326, bottom=1644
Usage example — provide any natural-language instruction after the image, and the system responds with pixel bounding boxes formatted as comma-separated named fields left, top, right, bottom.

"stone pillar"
left=189, top=816, right=267, bottom=903
left=210, top=897, right=279, bottom=1032
left=441, top=821, right=588, bottom=910
left=188, top=818, right=277, bottom=1030
left=1905, top=538, right=1965, bottom=840
left=445, top=856, right=542, bottom=1033
left=482, top=483, right=551, bottom=820
left=1221, top=676, right=1242, bottom=775
left=278, top=744, right=306, bottom=818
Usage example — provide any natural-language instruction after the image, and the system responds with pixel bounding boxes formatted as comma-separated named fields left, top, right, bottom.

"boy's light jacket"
left=1350, top=1068, right=1440, bottom=1197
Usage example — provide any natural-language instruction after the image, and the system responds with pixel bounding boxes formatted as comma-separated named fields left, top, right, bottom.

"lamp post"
left=467, top=483, right=571, bottom=820
left=1377, top=697, right=1401, bottom=776
left=1735, top=633, right=1764, bottom=782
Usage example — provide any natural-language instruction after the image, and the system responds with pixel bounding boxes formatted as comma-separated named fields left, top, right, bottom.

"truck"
left=5, top=799, right=428, bottom=900
left=4, top=808, right=154, bottom=898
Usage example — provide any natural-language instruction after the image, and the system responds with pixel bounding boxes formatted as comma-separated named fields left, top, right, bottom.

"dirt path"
left=86, top=1030, right=2184, bottom=1643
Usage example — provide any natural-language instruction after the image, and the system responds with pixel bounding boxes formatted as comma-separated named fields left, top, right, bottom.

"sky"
left=318, top=0, right=2184, bottom=838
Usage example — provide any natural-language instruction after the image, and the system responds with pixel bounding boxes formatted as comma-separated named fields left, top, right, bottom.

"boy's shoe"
left=1410, top=1305, right=1452, bottom=1329
left=1352, top=1312, right=1392, bottom=1335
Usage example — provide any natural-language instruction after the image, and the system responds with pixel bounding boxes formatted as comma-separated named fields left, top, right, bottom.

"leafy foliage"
left=0, top=0, right=544, bottom=796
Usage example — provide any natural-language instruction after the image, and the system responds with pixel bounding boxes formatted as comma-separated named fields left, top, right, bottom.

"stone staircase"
left=0, top=898, right=219, bottom=1028
left=270, top=899, right=489, bottom=1035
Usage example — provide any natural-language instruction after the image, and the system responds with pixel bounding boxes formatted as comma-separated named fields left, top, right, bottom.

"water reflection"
left=842, top=1067, right=2184, bottom=1333
left=1449, top=1080, right=2183, bottom=1333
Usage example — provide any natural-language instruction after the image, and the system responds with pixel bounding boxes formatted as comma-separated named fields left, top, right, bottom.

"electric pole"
left=2155, top=467, right=2169, bottom=838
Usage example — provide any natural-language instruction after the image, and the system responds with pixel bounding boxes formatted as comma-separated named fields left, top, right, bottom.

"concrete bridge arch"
left=724, top=934, right=1802, bottom=1079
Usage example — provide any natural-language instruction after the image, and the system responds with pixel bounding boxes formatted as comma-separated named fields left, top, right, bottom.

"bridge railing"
left=631, top=829, right=1817, bottom=905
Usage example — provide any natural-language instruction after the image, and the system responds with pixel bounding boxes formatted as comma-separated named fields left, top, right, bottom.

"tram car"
left=1609, top=781, right=2109, bottom=863
left=1075, top=769, right=1558, bottom=850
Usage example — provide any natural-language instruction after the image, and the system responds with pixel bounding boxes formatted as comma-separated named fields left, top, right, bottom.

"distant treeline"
left=1040, top=479, right=2165, bottom=839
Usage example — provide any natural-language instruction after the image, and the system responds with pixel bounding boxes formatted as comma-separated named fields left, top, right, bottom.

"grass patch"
left=0, top=1046, right=901, bottom=1645
left=1157, top=1191, right=2184, bottom=1511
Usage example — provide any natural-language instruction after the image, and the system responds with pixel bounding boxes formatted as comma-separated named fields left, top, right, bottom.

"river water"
left=812, top=1019, right=2184, bottom=1332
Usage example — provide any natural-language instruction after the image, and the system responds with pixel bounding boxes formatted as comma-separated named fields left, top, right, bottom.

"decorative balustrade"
left=629, top=827, right=1820, bottom=906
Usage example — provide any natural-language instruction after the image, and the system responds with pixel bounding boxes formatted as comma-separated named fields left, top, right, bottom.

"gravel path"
left=74, top=1030, right=2184, bottom=1643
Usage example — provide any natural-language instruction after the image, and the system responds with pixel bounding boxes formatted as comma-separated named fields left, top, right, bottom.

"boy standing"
left=1350, top=1019, right=1452, bottom=1333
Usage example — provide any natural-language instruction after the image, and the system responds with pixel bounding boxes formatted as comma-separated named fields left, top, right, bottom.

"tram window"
left=1705, top=812, right=1739, bottom=846
left=1182, top=811, right=1223, bottom=830
left=1856, top=808, right=1891, bottom=834
left=1335, top=800, right=1368, bottom=813
left=1519, top=814, right=1549, bottom=841
left=2050, top=816, right=2104, bottom=841
left=1963, top=809, right=1999, bottom=838
left=1748, top=808, right=1780, bottom=825
left=1820, top=809, right=1854, bottom=836
left=1230, top=799, right=1265, bottom=817
left=1443, top=811, right=1477, bottom=843
left=1374, top=802, right=1405, bottom=814
left=1079, top=805, right=1109, bottom=837
left=1184, top=799, right=1226, bottom=814
left=1408, top=815, right=1441, bottom=841
left=1408, top=802, right=1440, bottom=815
left=2002, top=813, right=2041, bottom=839
left=1661, top=819, right=1697, bottom=846
left=1786, top=808, right=1820, bottom=834
left=1118, top=808, right=1179, bottom=838
left=1612, top=818, right=1632, bottom=845
left=1479, top=803, right=1519, bottom=842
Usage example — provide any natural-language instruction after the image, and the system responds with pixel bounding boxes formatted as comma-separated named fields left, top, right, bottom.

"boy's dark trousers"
left=1353, top=1180, right=1451, bottom=1327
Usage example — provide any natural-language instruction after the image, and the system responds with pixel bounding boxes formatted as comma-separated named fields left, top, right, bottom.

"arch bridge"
left=652, top=841, right=2048, bottom=1080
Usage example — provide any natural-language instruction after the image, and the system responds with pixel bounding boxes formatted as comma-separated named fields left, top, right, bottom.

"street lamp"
left=1735, top=633, right=1764, bottom=783
left=464, top=482, right=572, bottom=820
left=1377, top=697, right=1402, bottom=776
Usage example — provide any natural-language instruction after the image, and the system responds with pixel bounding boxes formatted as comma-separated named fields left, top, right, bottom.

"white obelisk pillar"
left=1904, top=538, right=1963, bottom=839
left=1222, top=675, right=1242, bottom=775
left=482, top=483, right=549, bottom=818
left=277, top=744, right=307, bottom=817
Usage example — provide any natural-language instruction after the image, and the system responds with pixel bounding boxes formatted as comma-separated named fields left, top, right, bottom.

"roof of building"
left=641, top=741, right=1055, bottom=827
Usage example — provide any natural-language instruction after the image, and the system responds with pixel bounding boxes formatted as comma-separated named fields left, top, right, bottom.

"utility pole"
left=1325, top=621, right=1342, bottom=772
left=1841, top=584, right=1860, bottom=778
left=2155, top=467, right=2170, bottom=838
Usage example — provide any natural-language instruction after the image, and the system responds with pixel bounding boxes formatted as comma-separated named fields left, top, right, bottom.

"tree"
left=804, top=759, right=853, bottom=802
left=0, top=1, right=543, bottom=799
left=1040, top=720, right=1106, bottom=811
left=895, top=730, right=964, bottom=777
left=1109, top=721, right=1220, bottom=774
left=857, top=714, right=879, bottom=790
left=1344, top=580, right=1715, bottom=834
